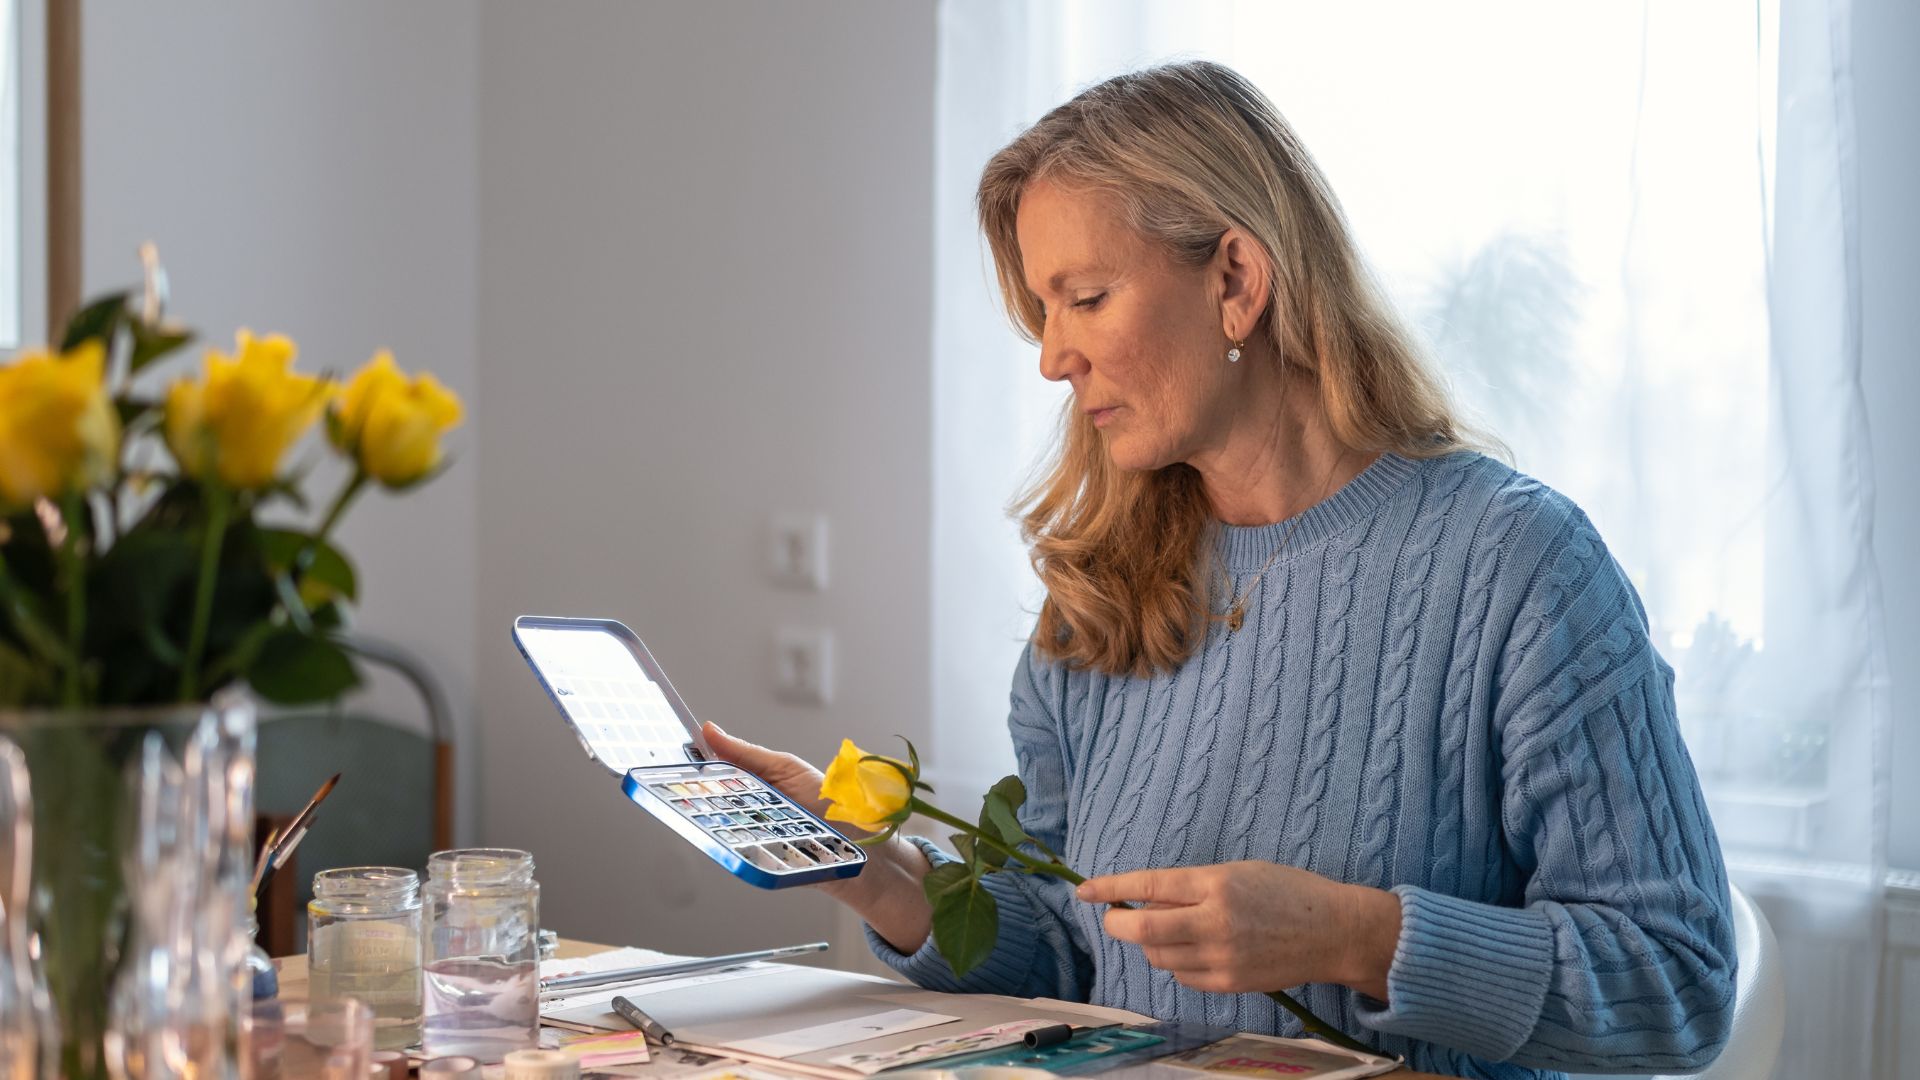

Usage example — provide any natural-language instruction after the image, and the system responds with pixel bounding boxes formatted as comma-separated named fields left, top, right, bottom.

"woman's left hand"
left=1075, top=861, right=1402, bottom=1000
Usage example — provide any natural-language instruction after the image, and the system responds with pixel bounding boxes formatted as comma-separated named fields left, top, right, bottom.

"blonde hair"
left=981, top=60, right=1471, bottom=677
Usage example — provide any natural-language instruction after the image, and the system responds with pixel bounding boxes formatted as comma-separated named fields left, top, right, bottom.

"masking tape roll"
left=502, top=1048, right=580, bottom=1080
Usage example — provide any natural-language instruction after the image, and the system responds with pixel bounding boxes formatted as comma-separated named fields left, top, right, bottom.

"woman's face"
left=1016, top=179, right=1255, bottom=472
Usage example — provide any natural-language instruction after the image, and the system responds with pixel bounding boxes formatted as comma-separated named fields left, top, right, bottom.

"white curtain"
left=930, top=2, right=1891, bottom=1076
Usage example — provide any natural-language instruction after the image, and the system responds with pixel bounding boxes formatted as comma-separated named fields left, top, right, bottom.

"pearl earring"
left=1227, top=340, right=1244, bottom=363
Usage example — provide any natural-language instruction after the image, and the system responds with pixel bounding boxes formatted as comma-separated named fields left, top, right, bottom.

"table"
left=276, top=939, right=1445, bottom=1078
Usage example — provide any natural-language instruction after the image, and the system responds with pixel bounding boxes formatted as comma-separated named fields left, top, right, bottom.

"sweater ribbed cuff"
left=1351, top=885, right=1554, bottom=1062
left=861, top=836, right=1046, bottom=995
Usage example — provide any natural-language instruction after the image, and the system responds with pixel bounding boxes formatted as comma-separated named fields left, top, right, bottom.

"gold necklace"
left=1217, top=450, right=1347, bottom=633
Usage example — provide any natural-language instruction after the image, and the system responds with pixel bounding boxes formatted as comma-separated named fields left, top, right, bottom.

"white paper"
left=826, top=1019, right=1058, bottom=1075
left=578, top=1044, right=738, bottom=1080
left=726, top=1009, right=960, bottom=1058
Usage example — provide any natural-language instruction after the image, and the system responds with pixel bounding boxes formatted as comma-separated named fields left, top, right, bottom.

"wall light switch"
left=772, top=627, right=833, bottom=706
left=768, top=513, right=829, bottom=591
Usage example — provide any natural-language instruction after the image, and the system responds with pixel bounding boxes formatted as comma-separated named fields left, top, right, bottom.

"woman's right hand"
left=699, top=720, right=849, bottom=832
left=699, top=721, right=936, bottom=953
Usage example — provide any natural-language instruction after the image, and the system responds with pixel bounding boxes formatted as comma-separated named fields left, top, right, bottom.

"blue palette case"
left=511, top=615, right=867, bottom=889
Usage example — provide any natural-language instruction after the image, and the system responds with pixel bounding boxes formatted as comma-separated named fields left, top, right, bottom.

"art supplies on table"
left=537, top=946, right=1113, bottom=1080
left=558, top=1027, right=655, bottom=1070
left=513, top=616, right=867, bottom=889
left=1088, top=1031, right=1400, bottom=1080
left=539, top=947, right=809, bottom=1023
left=826, top=1020, right=1064, bottom=1075
left=882, top=1022, right=1244, bottom=1077
left=726, top=1008, right=962, bottom=1058
left=254, top=771, right=341, bottom=896
left=572, top=1042, right=733, bottom=1080
left=613, top=995, right=678, bottom=1045
left=543, top=943, right=830, bottom=997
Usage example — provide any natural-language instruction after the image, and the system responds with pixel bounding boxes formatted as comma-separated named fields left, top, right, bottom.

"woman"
left=706, top=61, right=1734, bottom=1080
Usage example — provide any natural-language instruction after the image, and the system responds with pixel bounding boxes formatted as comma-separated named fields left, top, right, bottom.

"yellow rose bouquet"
left=819, top=738, right=1373, bottom=1055
left=0, top=258, right=463, bottom=708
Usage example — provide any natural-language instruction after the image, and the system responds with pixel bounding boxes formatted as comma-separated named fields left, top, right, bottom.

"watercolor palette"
left=637, top=769, right=866, bottom=876
left=512, top=616, right=867, bottom=888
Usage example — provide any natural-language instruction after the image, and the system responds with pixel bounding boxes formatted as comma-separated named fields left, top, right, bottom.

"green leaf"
left=87, top=525, right=196, bottom=698
left=245, top=628, right=361, bottom=705
left=200, top=618, right=279, bottom=689
left=924, top=863, right=1000, bottom=978
left=951, top=832, right=978, bottom=870
left=982, top=774, right=1060, bottom=859
left=972, top=799, right=1012, bottom=868
left=128, top=320, right=194, bottom=374
left=0, top=638, right=45, bottom=705
left=256, top=528, right=358, bottom=602
left=310, top=600, right=345, bottom=631
left=986, top=775, right=1028, bottom=813
left=60, top=291, right=128, bottom=351
left=984, top=790, right=1027, bottom=849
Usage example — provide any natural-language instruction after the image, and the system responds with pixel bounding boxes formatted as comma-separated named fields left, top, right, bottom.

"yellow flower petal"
left=164, top=330, right=329, bottom=489
left=0, top=341, right=119, bottom=505
left=332, top=351, right=464, bottom=487
left=818, top=739, right=912, bottom=832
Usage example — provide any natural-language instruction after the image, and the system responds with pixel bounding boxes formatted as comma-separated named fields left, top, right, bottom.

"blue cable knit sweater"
left=866, top=451, right=1736, bottom=1079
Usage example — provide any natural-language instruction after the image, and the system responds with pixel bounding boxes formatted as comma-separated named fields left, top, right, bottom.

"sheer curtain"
left=930, top=2, right=1890, bottom=1075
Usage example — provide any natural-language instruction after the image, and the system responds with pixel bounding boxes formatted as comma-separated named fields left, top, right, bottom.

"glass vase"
left=0, top=692, right=256, bottom=1080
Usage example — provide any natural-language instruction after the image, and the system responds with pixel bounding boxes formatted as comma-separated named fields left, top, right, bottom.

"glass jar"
left=420, top=849, right=541, bottom=1063
left=308, top=866, right=424, bottom=1051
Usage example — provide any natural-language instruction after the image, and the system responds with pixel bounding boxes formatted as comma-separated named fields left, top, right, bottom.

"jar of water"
left=421, top=849, right=541, bottom=1062
left=308, top=866, right=424, bottom=1051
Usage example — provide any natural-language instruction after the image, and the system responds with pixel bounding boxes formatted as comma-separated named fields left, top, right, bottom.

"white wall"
left=82, top=2, right=482, bottom=779
left=472, top=2, right=935, bottom=957
left=81, top=0, right=937, bottom=966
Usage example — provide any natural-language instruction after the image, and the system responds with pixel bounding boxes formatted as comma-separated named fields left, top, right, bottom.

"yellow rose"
left=165, top=331, right=330, bottom=490
left=0, top=341, right=119, bottom=506
left=328, top=350, right=463, bottom=486
left=818, top=739, right=913, bottom=832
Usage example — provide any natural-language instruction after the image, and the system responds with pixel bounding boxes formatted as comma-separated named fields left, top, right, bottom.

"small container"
left=420, top=1055, right=483, bottom=1078
left=503, top=1049, right=579, bottom=1080
left=308, top=867, right=424, bottom=1051
left=421, top=849, right=542, bottom=1063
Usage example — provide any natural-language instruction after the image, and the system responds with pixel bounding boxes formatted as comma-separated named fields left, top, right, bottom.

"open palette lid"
left=511, top=615, right=710, bottom=774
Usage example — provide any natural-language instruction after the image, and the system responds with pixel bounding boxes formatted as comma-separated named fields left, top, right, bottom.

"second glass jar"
left=308, top=866, right=424, bottom=1051
left=420, top=848, right=541, bottom=1063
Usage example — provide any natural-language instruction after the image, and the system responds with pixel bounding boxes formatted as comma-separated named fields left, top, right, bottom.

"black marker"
left=611, top=996, right=676, bottom=1045
left=1023, top=1024, right=1074, bottom=1049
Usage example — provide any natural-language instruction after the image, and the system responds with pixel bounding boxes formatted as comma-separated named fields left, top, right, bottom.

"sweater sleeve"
left=1353, top=508, right=1737, bottom=1072
left=863, top=644, right=1097, bottom=1000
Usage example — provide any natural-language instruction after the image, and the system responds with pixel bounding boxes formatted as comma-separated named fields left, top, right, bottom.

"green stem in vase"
left=906, top=797, right=1376, bottom=1057
left=311, top=469, right=368, bottom=552
left=178, top=484, right=231, bottom=702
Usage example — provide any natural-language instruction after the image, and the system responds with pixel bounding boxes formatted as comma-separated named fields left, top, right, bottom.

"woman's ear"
left=1215, top=227, right=1273, bottom=341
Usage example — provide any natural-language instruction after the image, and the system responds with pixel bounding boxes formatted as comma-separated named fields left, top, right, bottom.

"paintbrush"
left=256, top=772, right=341, bottom=895
left=250, top=823, right=282, bottom=898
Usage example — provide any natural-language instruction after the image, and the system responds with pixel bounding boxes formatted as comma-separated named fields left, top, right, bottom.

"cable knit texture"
left=865, top=452, right=1736, bottom=1079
